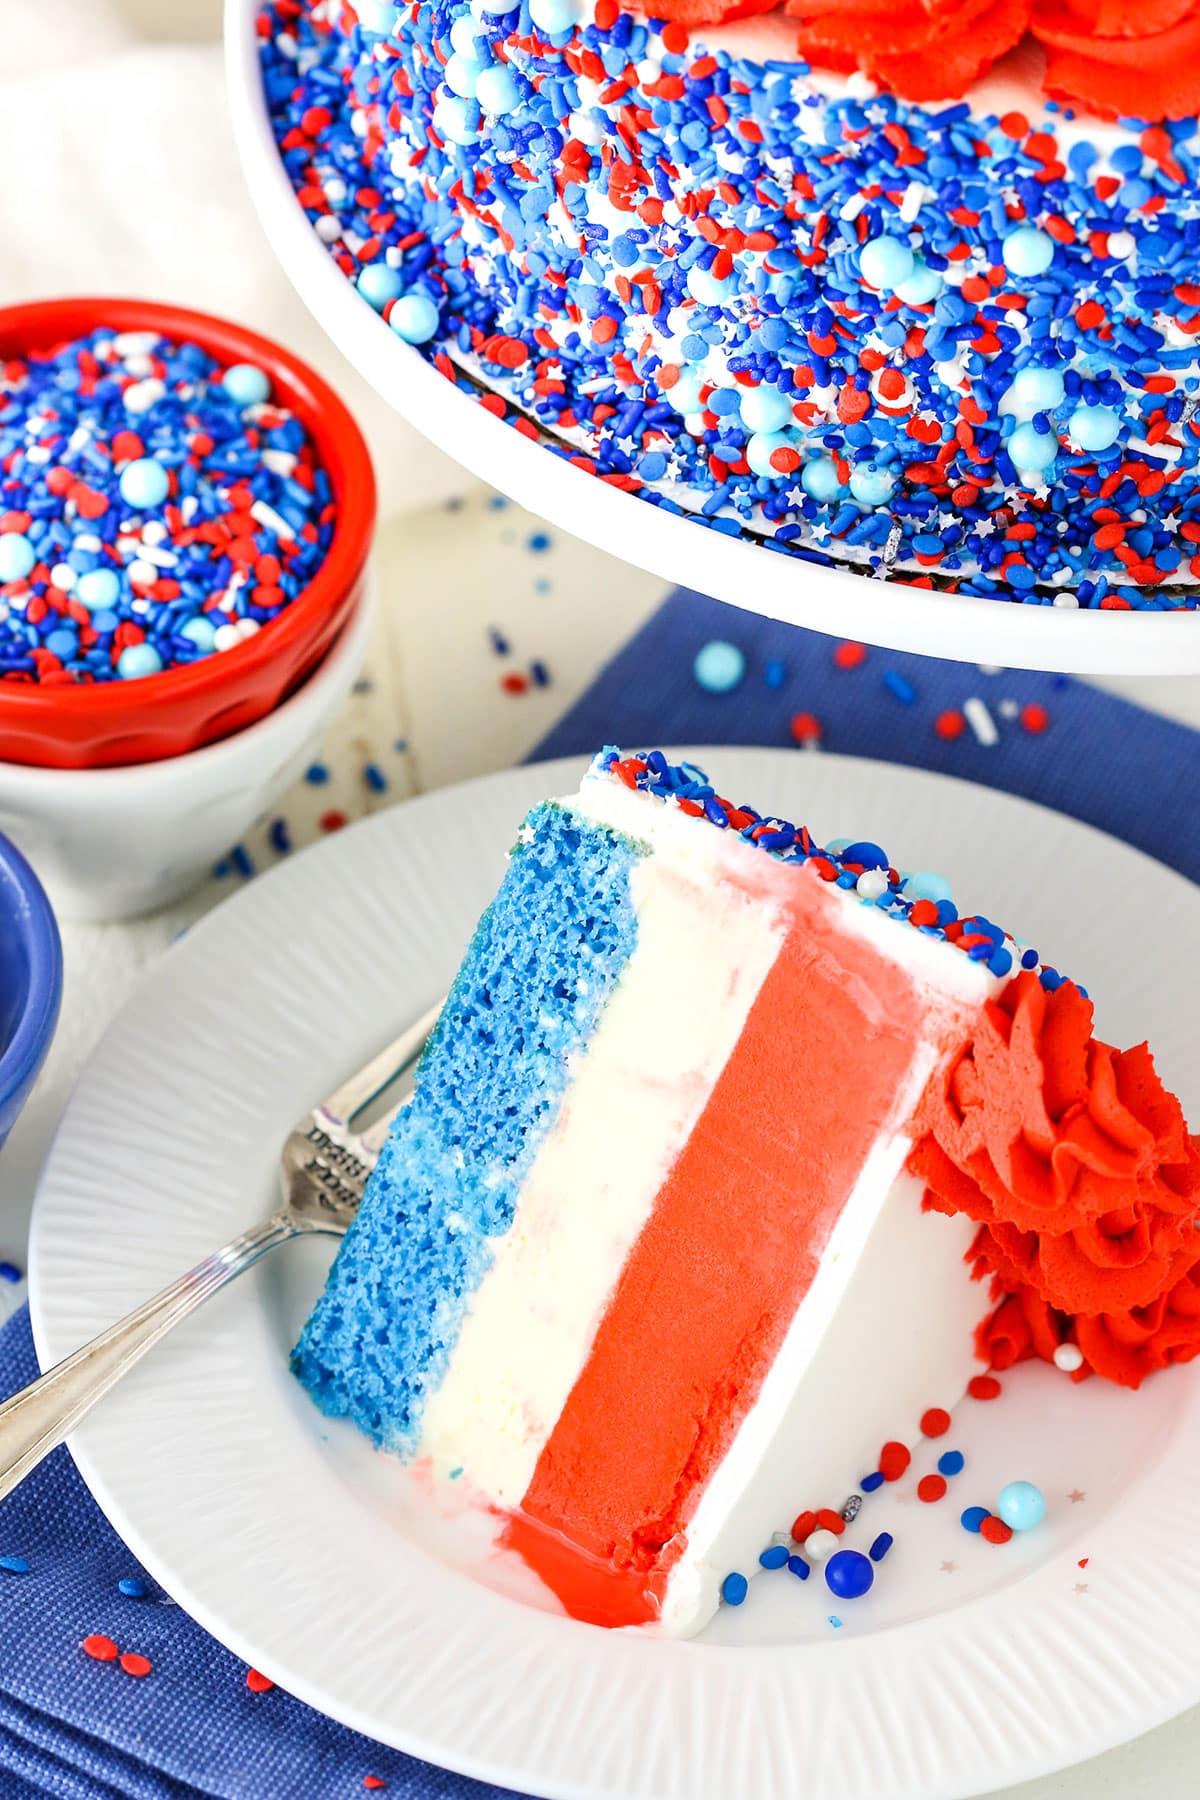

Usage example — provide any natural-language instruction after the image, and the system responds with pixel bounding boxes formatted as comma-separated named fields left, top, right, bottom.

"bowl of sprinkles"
left=0, top=299, right=375, bottom=767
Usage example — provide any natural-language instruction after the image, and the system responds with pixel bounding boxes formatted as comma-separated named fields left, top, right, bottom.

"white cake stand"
left=225, top=0, right=1200, bottom=674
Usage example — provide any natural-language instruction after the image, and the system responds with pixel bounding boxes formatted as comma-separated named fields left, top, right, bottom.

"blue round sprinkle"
left=758, top=1544, right=789, bottom=1570
left=76, top=568, right=120, bottom=611
left=357, top=263, right=405, bottom=311
left=222, top=362, right=271, bottom=408
left=693, top=639, right=745, bottom=694
left=0, top=534, right=36, bottom=584
left=824, top=1549, right=874, bottom=1599
left=1002, top=226, right=1055, bottom=278
left=763, top=656, right=786, bottom=689
left=118, top=458, right=169, bottom=512
left=116, top=643, right=164, bottom=680
left=118, top=1576, right=148, bottom=1598
left=960, top=1506, right=989, bottom=1534
left=721, top=1570, right=748, bottom=1606
left=937, top=1449, right=965, bottom=1477
left=860, top=236, right=915, bottom=293
left=0, top=1555, right=29, bottom=1574
left=840, top=840, right=888, bottom=870
left=389, top=293, right=441, bottom=344
left=997, top=1481, right=1046, bottom=1532
left=868, top=1532, right=893, bottom=1563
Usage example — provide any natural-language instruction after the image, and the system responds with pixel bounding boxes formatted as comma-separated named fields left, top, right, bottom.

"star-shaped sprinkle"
left=940, top=1561, right=957, bottom=1574
left=1067, top=1489, right=1086, bottom=1503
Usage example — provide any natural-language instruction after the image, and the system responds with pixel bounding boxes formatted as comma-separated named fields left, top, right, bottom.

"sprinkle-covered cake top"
left=595, top=746, right=1072, bottom=989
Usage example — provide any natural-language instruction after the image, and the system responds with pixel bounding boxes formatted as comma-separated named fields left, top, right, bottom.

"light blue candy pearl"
left=433, top=94, right=480, bottom=144
left=746, top=431, right=797, bottom=479
left=529, top=0, right=578, bottom=28
left=471, top=0, right=518, bottom=14
left=353, top=0, right=397, bottom=28
left=116, top=643, right=164, bottom=680
left=118, top=457, right=169, bottom=511
left=859, top=236, right=915, bottom=293
left=849, top=465, right=896, bottom=507
left=739, top=385, right=792, bottom=436
left=0, top=533, right=36, bottom=583
left=665, top=369, right=705, bottom=415
left=444, top=52, right=483, bottom=98
left=1003, top=226, right=1055, bottom=278
left=475, top=63, right=521, bottom=114
left=222, top=362, right=271, bottom=408
left=903, top=869, right=952, bottom=904
left=1069, top=404, right=1121, bottom=452
left=687, top=265, right=732, bottom=307
left=1009, top=421, right=1058, bottom=472
left=449, top=12, right=487, bottom=52
left=76, top=567, right=121, bottom=611
left=801, top=457, right=845, bottom=503
left=996, top=1481, right=1046, bottom=1532
left=1012, top=365, right=1065, bottom=413
left=179, top=616, right=217, bottom=654
left=389, top=293, right=441, bottom=345
left=693, top=640, right=745, bottom=693
left=894, top=259, right=944, bottom=306
left=357, top=263, right=404, bottom=311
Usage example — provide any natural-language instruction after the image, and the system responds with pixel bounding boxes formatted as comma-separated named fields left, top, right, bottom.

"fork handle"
left=0, top=1214, right=296, bottom=1505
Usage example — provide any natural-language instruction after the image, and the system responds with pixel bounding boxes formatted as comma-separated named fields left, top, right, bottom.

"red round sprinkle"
left=790, top=711, right=822, bottom=743
left=917, top=1474, right=948, bottom=1503
left=318, top=810, right=348, bottom=833
left=909, top=899, right=939, bottom=928
left=1020, top=703, right=1049, bottom=734
left=791, top=1509, right=817, bottom=1542
left=119, top=1652, right=152, bottom=1678
left=501, top=671, right=529, bottom=695
left=879, top=1441, right=910, bottom=1482
left=935, top=708, right=966, bottom=740
left=980, top=1515, right=1013, bottom=1544
left=246, top=1667, right=275, bottom=1693
left=363, top=1780, right=387, bottom=1792
left=968, top=1374, right=1002, bottom=1401
left=82, top=1634, right=118, bottom=1662
left=920, top=1407, right=951, bottom=1438
left=661, top=20, right=689, bottom=51
left=815, top=1508, right=845, bottom=1536
left=999, top=110, right=1029, bottom=138
left=833, top=640, right=867, bottom=669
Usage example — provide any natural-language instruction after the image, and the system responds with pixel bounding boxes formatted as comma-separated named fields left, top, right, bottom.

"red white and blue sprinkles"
left=0, top=328, right=334, bottom=684
left=259, top=0, right=1200, bottom=612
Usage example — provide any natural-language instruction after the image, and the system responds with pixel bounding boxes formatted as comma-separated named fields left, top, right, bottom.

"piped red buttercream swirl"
left=642, top=0, right=1200, bottom=119
left=908, top=970, right=1200, bottom=1389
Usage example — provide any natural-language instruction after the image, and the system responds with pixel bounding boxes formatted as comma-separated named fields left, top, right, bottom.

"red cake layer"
left=504, top=870, right=942, bottom=1627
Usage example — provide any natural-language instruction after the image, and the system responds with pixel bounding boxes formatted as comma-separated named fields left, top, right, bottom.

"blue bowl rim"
left=0, top=834, right=63, bottom=1116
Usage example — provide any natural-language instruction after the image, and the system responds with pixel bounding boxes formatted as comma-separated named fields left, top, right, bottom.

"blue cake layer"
left=292, top=801, right=641, bottom=1450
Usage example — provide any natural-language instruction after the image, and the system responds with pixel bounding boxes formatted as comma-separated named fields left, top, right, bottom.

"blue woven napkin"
left=2, top=585, right=1196, bottom=1800
left=534, top=587, right=1200, bottom=887
left=0, top=1307, right=524, bottom=1800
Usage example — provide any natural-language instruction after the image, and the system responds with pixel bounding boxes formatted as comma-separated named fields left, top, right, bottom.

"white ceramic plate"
left=225, top=0, right=1200, bottom=676
left=29, top=751, right=1200, bottom=1800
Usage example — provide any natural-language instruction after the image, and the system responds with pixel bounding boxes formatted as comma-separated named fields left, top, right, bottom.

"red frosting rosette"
left=1032, top=0, right=1200, bottom=121
left=908, top=971, right=1200, bottom=1389
left=785, top=0, right=1030, bottom=101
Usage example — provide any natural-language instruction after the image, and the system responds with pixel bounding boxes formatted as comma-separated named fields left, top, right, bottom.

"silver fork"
left=0, top=998, right=443, bottom=1505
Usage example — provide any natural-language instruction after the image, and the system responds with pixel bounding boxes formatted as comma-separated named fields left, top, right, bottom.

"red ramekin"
left=0, top=297, right=376, bottom=769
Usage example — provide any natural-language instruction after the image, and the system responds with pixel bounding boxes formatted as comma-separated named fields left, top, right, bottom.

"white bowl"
left=0, top=579, right=373, bottom=923
left=226, top=0, right=1200, bottom=676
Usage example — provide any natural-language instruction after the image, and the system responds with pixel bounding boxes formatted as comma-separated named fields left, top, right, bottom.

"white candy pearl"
left=857, top=869, right=889, bottom=901
left=1054, top=1343, right=1084, bottom=1373
left=804, top=1528, right=839, bottom=1563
